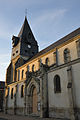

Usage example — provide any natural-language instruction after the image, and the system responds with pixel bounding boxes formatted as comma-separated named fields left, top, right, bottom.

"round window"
left=28, top=44, right=31, bottom=48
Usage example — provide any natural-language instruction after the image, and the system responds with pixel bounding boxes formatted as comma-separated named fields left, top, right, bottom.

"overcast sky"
left=0, top=0, right=80, bottom=81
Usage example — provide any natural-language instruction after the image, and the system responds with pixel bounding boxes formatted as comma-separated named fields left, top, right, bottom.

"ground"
left=0, top=112, right=69, bottom=120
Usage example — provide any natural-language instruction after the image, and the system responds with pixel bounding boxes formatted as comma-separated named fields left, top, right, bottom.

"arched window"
left=11, top=88, right=13, bottom=99
left=32, top=64, right=35, bottom=72
left=22, top=70, right=24, bottom=79
left=64, top=48, right=71, bottom=63
left=27, top=65, right=29, bottom=71
left=54, top=75, right=61, bottom=93
left=45, top=58, right=49, bottom=65
left=76, top=39, right=80, bottom=57
left=53, top=51, right=56, bottom=64
left=18, top=70, right=20, bottom=81
left=21, top=85, right=24, bottom=98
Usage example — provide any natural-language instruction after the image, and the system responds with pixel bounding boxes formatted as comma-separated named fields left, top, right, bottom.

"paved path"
left=0, top=112, right=53, bottom=120
left=0, top=112, right=69, bottom=120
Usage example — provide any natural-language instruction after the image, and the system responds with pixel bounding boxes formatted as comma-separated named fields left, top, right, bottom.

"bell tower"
left=11, top=16, right=38, bottom=61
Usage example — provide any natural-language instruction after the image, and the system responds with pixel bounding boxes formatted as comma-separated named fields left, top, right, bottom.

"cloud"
left=0, top=0, right=46, bottom=10
left=0, top=17, right=18, bottom=40
left=0, top=53, right=10, bottom=67
left=33, top=9, right=67, bottom=28
left=31, top=9, right=67, bottom=50
left=0, top=53, right=10, bottom=58
left=0, top=11, right=21, bottom=40
left=0, top=53, right=10, bottom=81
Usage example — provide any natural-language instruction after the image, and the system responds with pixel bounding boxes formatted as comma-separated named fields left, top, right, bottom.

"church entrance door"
left=32, top=87, right=38, bottom=114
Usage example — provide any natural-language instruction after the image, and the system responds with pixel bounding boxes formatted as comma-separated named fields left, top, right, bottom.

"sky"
left=0, top=0, right=80, bottom=81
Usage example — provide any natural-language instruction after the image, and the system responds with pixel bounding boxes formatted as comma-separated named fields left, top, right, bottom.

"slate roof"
left=18, top=16, right=30, bottom=37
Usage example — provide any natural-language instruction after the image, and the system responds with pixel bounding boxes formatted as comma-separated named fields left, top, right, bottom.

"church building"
left=5, top=17, right=80, bottom=120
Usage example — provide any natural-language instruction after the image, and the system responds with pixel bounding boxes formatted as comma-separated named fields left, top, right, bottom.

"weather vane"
left=25, top=9, right=27, bottom=17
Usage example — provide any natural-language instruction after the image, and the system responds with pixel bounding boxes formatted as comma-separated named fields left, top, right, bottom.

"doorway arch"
left=27, top=78, right=40, bottom=115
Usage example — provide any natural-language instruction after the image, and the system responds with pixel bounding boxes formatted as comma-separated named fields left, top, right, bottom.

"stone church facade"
left=5, top=17, right=80, bottom=120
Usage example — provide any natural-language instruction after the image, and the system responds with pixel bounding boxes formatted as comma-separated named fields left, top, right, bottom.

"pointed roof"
left=18, top=16, right=29, bottom=37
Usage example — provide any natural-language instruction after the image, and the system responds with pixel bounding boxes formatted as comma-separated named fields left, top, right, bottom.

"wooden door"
left=32, top=87, right=38, bottom=113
